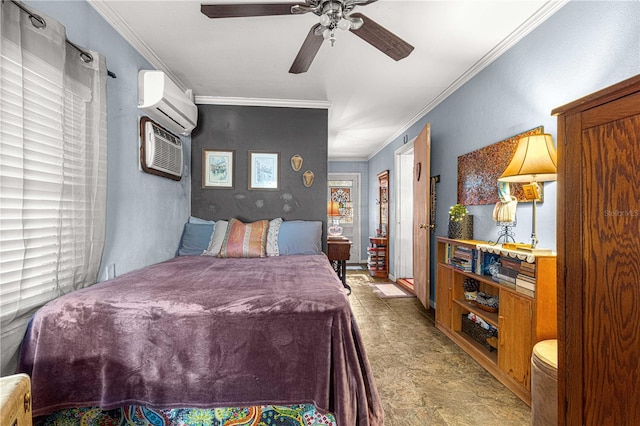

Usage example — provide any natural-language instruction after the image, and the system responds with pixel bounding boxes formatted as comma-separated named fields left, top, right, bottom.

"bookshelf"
left=435, top=236, right=557, bottom=406
left=367, top=237, right=388, bottom=278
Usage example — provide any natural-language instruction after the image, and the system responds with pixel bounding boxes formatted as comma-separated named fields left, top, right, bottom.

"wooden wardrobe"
left=553, top=74, right=640, bottom=425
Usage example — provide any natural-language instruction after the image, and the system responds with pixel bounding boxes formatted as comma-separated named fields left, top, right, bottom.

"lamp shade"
left=328, top=201, right=341, bottom=217
left=498, top=134, right=558, bottom=183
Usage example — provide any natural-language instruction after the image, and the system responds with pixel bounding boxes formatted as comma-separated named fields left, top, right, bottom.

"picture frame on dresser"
left=202, top=149, right=234, bottom=189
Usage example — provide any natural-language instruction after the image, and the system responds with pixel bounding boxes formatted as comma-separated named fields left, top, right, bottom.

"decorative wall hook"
left=302, top=170, right=314, bottom=187
left=291, top=154, right=303, bottom=171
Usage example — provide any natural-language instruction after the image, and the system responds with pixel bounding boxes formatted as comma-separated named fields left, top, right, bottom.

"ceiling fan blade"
left=201, top=3, right=302, bottom=19
left=347, top=0, right=379, bottom=6
left=349, top=12, right=414, bottom=61
left=289, top=24, right=324, bottom=74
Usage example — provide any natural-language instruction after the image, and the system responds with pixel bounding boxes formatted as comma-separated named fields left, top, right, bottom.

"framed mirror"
left=377, top=170, right=389, bottom=237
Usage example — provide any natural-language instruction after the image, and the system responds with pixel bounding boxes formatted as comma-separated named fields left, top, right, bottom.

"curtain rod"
left=8, top=0, right=117, bottom=79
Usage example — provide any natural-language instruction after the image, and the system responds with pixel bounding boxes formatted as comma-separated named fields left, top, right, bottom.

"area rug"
left=370, top=283, right=416, bottom=299
left=345, top=272, right=374, bottom=294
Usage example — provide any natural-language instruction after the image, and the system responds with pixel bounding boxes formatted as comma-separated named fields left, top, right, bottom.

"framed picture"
left=457, top=126, right=544, bottom=205
left=202, top=149, right=234, bottom=189
left=249, top=151, right=279, bottom=190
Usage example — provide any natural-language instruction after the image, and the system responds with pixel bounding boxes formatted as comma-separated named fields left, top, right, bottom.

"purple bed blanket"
left=18, top=254, right=383, bottom=425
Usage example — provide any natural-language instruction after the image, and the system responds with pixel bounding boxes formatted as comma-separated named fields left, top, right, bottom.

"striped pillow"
left=218, top=218, right=269, bottom=258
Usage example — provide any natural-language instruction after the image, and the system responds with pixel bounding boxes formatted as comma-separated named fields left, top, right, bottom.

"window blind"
left=1, top=43, right=65, bottom=322
left=0, top=0, right=107, bottom=375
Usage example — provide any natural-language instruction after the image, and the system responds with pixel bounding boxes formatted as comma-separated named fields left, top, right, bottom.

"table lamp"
left=498, top=133, right=557, bottom=249
left=327, top=201, right=343, bottom=237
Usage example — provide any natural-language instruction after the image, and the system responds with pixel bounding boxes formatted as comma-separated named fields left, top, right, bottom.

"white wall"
left=26, top=1, right=191, bottom=279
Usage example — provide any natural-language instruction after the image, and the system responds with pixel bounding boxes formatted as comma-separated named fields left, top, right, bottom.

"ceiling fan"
left=201, top=0, right=414, bottom=74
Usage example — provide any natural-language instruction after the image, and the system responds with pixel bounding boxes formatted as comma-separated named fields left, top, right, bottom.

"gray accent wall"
left=191, top=105, right=328, bottom=230
left=368, top=0, right=640, bottom=307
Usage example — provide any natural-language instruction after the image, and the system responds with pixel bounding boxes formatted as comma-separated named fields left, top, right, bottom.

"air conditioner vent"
left=140, top=117, right=183, bottom=181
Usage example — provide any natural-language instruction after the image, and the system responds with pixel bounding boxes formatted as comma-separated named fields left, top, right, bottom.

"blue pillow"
left=278, top=220, right=322, bottom=255
left=189, top=216, right=215, bottom=225
left=177, top=223, right=215, bottom=256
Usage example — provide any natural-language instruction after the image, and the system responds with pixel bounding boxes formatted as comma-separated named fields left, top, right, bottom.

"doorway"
left=328, top=173, right=361, bottom=263
left=395, top=141, right=415, bottom=290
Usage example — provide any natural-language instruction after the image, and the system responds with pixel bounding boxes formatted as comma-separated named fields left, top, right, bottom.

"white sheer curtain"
left=0, top=1, right=107, bottom=375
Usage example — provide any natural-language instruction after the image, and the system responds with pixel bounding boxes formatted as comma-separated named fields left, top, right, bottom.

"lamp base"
left=328, top=225, right=343, bottom=237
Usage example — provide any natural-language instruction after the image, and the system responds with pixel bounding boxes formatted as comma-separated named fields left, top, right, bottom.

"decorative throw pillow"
left=189, top=215, right=215, bottom=225
left=177, top=223, right=215, bottom=256
left=266, top=217, right=283, bottom=257
left=278, top=220, right=323, bottom=255
left=203, top=220, right=228, bottom=256
left=219, top=218, right=269, bottom=258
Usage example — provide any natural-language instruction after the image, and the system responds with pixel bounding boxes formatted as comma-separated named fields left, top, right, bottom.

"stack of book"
left=449, top=246, right=476, bottom=272
left=475, top=251, right=501, bottom=276
left=495, top=257, right=521, bottom=289
left=515, top=261, right=536, bottom=296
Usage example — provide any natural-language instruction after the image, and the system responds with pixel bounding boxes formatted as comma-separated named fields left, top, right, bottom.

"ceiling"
left=90, top=0, right=566, bottom=160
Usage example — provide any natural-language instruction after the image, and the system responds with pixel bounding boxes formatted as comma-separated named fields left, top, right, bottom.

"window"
left=0, top=0, right=107, bottom=374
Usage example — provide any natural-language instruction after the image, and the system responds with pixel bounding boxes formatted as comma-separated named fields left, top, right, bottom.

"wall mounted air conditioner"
left=138, top=70, right=198, bottom=136
left=140, top=117, right=183, bottom=181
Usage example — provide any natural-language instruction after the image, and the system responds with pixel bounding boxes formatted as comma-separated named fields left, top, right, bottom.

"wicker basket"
left=461, top=315, right=497, bottom=352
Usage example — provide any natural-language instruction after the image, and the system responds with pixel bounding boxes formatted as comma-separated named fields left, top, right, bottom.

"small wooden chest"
left=0, top=373, right=32, bottom=426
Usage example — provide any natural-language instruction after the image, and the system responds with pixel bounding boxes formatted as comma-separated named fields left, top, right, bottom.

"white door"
left=328, top=173, right=361, bottom=263
left=395, top=142, right=414, bottom=280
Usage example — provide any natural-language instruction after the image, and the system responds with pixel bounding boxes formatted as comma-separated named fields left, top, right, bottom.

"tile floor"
left=346, top=270, right=531, bottom=426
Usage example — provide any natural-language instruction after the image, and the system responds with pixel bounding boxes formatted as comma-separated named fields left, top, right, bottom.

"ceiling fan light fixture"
left=345, top=15, right=364, bottom=30
left=319, top=13, right=331, bottom=26
left=337, top=18, right=351, bottom=31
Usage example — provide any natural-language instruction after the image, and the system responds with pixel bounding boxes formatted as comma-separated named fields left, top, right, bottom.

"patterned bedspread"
left=36, top=404, right=336, bottom=426
left=19, top=255, right=382, bottom=425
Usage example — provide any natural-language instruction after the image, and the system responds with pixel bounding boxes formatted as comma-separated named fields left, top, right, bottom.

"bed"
left=17, top=218, right=383, bottom=426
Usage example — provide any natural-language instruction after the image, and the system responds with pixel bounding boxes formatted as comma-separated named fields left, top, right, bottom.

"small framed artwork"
left=202, top=149, right=234, bottom=189
left=249, top=151, right=279, bottom=190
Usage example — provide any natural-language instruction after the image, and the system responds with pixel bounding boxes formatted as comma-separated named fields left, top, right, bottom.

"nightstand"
left=327, top=238, right=352, bottom=294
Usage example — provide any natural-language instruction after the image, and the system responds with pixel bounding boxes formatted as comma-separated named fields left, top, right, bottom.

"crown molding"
left=367, top=0, right=569, bottom=160
left=195, top=96, right=332, bottom=109
left=87, top=0, right=188, bottom=92
left=327, top=156, right=369, bottom=162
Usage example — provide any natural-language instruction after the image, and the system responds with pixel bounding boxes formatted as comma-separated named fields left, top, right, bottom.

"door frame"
left=328, top=173, right=362, bottom=263
left=394, top=139, right=415, bottom=280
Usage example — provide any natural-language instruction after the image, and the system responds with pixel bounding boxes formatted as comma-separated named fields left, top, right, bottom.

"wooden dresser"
left=552, top=74, right=640, bottom=425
